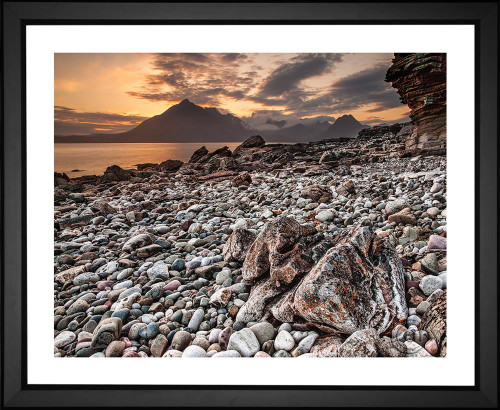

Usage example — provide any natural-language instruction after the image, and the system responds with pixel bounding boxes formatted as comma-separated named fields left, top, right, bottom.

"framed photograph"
left=2, top=1, right=497, bottom=407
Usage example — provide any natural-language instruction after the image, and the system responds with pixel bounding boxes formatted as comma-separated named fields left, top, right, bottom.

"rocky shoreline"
left=54, top=127, right=447, bottom=358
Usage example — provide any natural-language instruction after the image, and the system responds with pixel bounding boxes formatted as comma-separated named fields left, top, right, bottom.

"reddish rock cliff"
left=386, top=53, right=446, bottom=154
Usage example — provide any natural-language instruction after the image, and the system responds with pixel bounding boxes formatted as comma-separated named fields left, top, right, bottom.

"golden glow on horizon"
left=55, top=53, right=410, bottom=134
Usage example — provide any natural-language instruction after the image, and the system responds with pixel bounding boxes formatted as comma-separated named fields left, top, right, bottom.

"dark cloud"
left=283, top=64, right=403, bottom=117
left=328, top=64, right=402, bottom=111
left=148, top=72, right=186, bottom=87
left=54, top=106, right=147, bottom=135
left=258, top=53, right=343, bottom=97
left=154, top=53, right=211, bottom=63
left=266, top=118, right=287, bottom=128
left=220, top=53, right=249, bottom=63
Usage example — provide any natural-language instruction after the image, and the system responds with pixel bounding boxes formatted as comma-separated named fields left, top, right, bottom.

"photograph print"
left=53, top=52, right=447, bottom=359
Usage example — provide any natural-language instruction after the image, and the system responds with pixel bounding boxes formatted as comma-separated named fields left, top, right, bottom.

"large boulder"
left=237, top=218, right=408, bottom=336
left=294, top=227, right=408, bottom=334
left=207, top=146, right=232, bottom=160
left=233, top=135, right=266, bottom=156
left=188, top=146, right=209, bottom=163
left=158, top=159, right=183, bottom=172
left=319, top=151, right=340, bottom=165
left=101, top=165, right=131, bottom=182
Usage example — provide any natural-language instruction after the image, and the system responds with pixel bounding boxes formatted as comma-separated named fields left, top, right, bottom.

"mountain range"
left=259, top=121, right=332, bottom=143
left=54, top=99, right=369, bottom=143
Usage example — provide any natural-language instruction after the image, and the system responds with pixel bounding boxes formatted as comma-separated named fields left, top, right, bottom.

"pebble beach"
left=54, top=127, right=447, bottom=358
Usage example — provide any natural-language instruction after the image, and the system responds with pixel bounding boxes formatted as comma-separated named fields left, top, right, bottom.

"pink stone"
left=120, top=337, right=132, bottom=348
left=200, top=249, right=211, bottom=257
left=97, top=280, right=114, bottom=290
left=425, top=339, right=438, bottom=355
left=122, top=350, right=140, bottom=357
left=428, top=235, right=447, bottom=250
left=254, top=351, right=271, bottom=358
left=164, top=280, right=181, bottom=292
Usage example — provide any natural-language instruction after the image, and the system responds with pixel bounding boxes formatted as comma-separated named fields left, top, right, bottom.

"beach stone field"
left=54, top=130, right=447, bottom=358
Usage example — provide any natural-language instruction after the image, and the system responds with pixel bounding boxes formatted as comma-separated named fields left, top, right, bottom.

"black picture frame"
left=1, top=1, right=498, bottom=407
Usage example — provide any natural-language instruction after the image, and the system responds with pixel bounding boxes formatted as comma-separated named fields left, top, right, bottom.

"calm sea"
left=54, top=142, right=250, bottom=177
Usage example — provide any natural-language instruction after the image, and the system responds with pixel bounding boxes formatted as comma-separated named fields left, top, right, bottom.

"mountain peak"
left=321, top=114, right=367, bottom=139
left=162, top=98, right=200, bottom=116
left=109, top=97, right=251, bottom=142
left=336, top=114, right=357, bottom=122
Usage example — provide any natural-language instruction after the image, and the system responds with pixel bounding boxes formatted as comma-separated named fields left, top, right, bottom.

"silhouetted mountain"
left=55, top=99, right=252, bottom=143
left=319, top=114, right=368, bottom=139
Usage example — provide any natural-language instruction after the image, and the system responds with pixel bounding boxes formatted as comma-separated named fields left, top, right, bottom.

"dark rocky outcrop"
left=386, top=53, right=446, bottom=154
left=233, top=135, right=266, bottom=156
left=188, top=146, right=209, bottom=163
left=54, top=172, right=70, bottom=187
left=158, top=159, right=183, bottom=172
left=206, top=146, right=232, bottom=160
left=101, top=165, right=131, bottom=182
left=136, top=163, right=158, bottom=171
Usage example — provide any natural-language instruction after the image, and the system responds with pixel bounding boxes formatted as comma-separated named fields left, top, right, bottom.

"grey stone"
left=249, top=322, right=275, bottom=346
left=227, top=328, right=260, bottom=357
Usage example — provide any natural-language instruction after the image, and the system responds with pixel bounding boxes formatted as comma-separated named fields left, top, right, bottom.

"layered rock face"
left=385, top=53, right=446, bottom=154
left=232, top=217, right=408, bottom=335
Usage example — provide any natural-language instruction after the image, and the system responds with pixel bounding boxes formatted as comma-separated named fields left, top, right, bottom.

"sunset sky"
left=54, top=53, right=410, bottom=135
